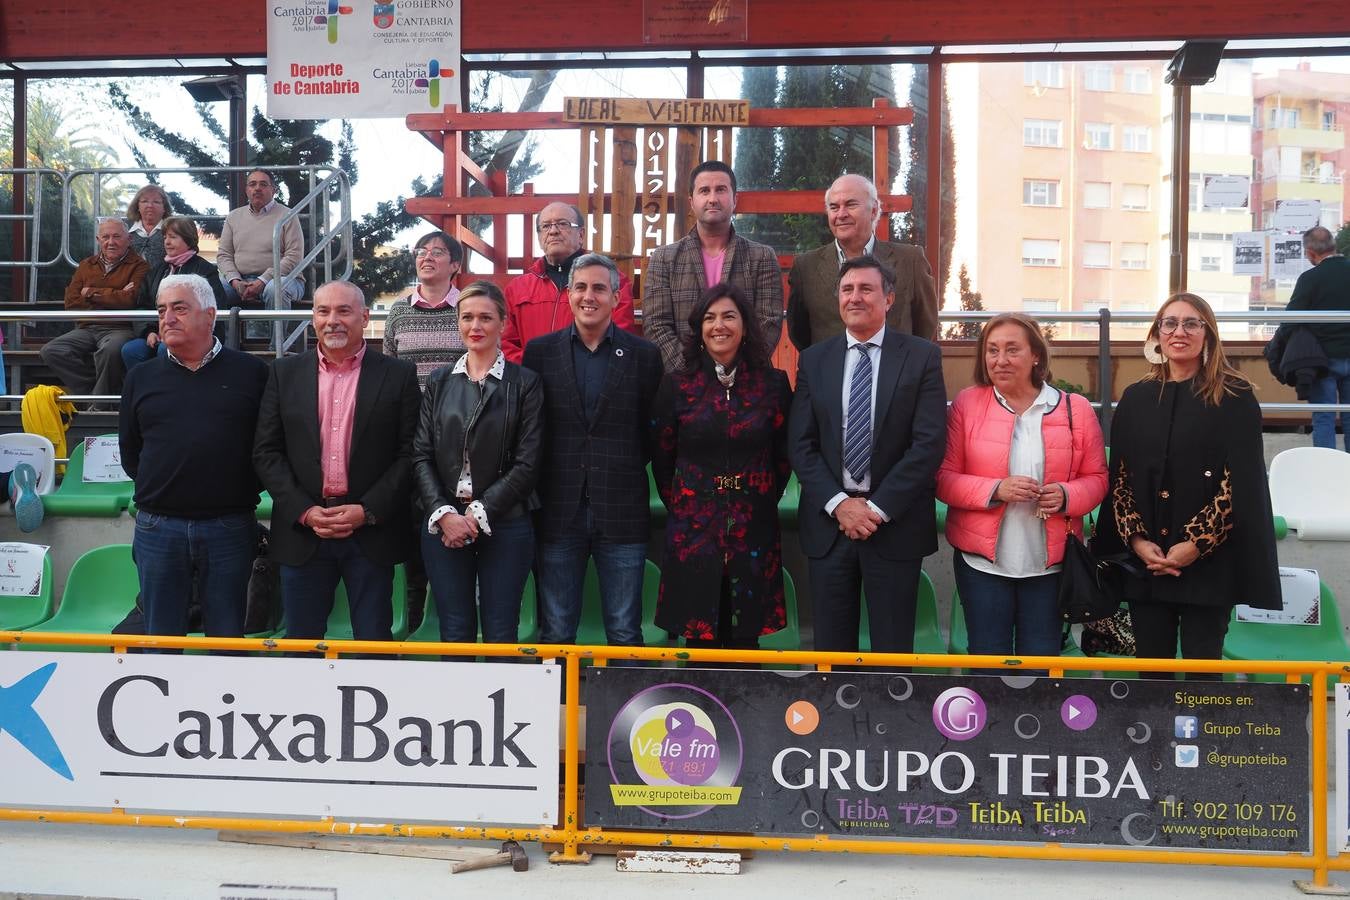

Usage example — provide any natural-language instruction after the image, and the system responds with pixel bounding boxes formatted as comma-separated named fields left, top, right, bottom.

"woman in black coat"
left=1094, top=292, right=1280, bottom=679
left=650, top=282, right=792, bottom=648
left=411, top=280, right=543, bottom=648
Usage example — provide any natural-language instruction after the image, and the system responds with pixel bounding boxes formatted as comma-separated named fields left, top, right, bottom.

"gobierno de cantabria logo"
left=606, top=683, right=743, bottom=819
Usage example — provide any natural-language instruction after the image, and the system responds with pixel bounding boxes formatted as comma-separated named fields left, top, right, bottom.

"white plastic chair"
left=1268, top=446, right=1350, bottom=540
left=0, top=432, right=56, bottom=496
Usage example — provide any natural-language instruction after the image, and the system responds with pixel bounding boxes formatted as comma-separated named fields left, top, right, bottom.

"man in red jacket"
left=501, top=202, right=637, bottom=363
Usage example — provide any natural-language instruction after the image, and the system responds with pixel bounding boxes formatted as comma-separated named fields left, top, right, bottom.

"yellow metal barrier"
left=1, top=629, right=1347, bottom=890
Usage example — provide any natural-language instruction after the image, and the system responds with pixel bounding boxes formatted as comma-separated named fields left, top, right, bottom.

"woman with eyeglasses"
left=1093, top=293, right=1280, bottom=679
left=384, top=230, right=466, bottom=390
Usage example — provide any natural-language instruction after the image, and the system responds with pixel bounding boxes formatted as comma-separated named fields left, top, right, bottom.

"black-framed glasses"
left=1158, top=316, right=1206, bottom=335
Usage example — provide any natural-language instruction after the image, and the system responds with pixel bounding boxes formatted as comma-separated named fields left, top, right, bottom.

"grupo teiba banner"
left=0, top=654, right=560, bottom=824
left=585, top=669, right=1309, bottom=851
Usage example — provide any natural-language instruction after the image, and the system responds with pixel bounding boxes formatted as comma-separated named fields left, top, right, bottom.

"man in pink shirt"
left=253, top=281, right=421, bottom=641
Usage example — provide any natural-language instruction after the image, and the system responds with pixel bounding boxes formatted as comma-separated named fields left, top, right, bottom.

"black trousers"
left=808, top=537, right=922, bottom=655
left=1129, top=599, right=1232, bottom=681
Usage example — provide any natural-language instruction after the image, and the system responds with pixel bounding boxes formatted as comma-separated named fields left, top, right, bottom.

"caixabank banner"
left=0, top=654, right=559, bottom=824
left=585, top=669, right=1309, bottom=851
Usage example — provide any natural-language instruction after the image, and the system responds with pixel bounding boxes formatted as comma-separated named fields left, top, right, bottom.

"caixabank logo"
left=605, top=683, right=743, bottom=819
left=0, top=662, right=73, bottom=781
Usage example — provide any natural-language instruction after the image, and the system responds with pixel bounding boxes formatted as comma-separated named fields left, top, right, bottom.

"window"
left=1268, top=106, right=1299, bottom=129
left=1122, top=183, right=1150, bottom=211
left=1123, top=67, right=1151, bottom=93
left=1022, top=298, right=1059, bottom=313
left=1122, top=125, right=1151, bottom=153
left=1325, top=111, right=1338, bottom=131
left=1083, top=181, right=1111, bottom=209
left=1121, top=243, right=1149, bottom=270
left=1022, top=239, right=1061, bottom=267
left=1024, top=62, right=1064, bottom=88
left=1024, top=119, right=1063, bottom=147
left=1083, top=242, right=1111, bottom=268
left=1084, top=122, right=1113, bottom=150
left=1084, top=64, right=1113, bottom=91
left=1200, top=255, right=1222, bottom=272
left=1023, top=179, right=1060, bottom=206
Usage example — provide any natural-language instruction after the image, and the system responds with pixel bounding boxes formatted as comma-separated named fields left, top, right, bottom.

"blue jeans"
left=121, top=338, right=168, bottom=371
left=953, top=550, right=1062, bottom=661
left=224, top=276, right=305, bottom=340
left=132, top=510, right=256, bottom=638
left=280, top=536, right=394, bottom=641
left=1309, top=357, right=1350, bottom=451
left=421, top=514, right=534, bottom=645
left=536, top=501, right=646, bottom=647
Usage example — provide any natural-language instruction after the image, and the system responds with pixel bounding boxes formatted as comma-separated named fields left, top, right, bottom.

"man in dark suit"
left=787, top=174, right=940, bottom=350
left=642, top=159, right=783, bottom=371
left=1277, top=225, right=1350, bottom=450
left=523, top=253, right=664, bottom=650
left=789, top=255, right=947, bottom=654
left=253, top=281, right=421, bottom=641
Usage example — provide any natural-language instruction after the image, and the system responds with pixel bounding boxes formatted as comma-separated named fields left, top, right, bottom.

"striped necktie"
left=843, top=342, right=874, bottom=484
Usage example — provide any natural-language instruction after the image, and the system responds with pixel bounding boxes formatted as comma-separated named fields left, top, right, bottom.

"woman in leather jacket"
left=411, top=280, right=544, bottom=648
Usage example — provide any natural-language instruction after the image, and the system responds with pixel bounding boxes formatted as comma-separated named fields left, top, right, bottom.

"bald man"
left=786, top=173, right=939, bottom=350
left=253, top=281, right=421, bottom=642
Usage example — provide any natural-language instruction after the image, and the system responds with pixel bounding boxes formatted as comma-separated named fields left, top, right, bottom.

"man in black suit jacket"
left=253, top=281, right=421, bottom=641
left=789, top=255, right=947, bottom=654
left=523, top=253, right=664, bottom=649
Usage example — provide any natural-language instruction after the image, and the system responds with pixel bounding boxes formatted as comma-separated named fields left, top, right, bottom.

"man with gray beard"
left=254, top=281, right=421, bottom=642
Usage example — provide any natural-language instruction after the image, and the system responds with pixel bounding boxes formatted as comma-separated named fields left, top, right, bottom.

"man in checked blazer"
left=786, top=173, right=940, bottom=350
left=642, top=159, right=784, bottom=372
left=523, top=253, right=664, bottom=650
left=789, top=255, right=946, bottom=655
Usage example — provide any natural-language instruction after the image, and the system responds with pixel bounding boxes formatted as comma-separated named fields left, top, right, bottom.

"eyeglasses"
left=538, top=220, right=579, bottom=233
left=413, top=248, right=451, bottom=260
left=1158, top=317, right=1206, bottom=335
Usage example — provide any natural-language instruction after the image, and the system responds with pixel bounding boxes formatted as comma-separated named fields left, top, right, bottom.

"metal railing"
left=0, top=168, right=66, bottom=302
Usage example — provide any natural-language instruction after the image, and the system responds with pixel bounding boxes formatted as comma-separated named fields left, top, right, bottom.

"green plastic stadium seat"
left=758, top=569, right=801, bottom=652
left=577, top=558, right=667, bottom=647
left=19, top=545, right=139, bottom=652
left=1223, top=579, right=1350, bottom=683
left=935, top=499, right=947, bottom=533
left=0, top=553, right=55, bottom=633
left=42, top=436, right=131, bottom=517
left=778, top=472, right=801, bottom=527
left=409, top=572, right=539, bottom=645
left=648, top=464, right=667, bottom=527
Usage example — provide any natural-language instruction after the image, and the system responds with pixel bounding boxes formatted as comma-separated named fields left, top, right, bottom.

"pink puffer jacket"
left=937, top=385, right=1108, bottom=568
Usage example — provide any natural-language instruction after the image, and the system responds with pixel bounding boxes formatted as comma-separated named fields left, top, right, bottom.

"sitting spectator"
left=127, top=184, right=173, bottom=271
left=216, top=168, right=304, bottom=338
left=383, top=230, right=467, bottom=389
left=122, top=216, right=229, bottom=371
left=40, top=217, right=148, bottom=398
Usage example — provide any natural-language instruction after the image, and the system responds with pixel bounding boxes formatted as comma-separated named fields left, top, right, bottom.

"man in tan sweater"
left=41, top=217, right=148, bottom=396
left=215, top=169, right=305, bottom=337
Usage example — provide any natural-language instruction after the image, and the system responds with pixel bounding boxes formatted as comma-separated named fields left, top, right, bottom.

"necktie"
left=843, top=342, right=873, bottom=484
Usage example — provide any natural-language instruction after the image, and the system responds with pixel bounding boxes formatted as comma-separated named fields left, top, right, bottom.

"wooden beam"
left=404, top=190, right=911, bottom=216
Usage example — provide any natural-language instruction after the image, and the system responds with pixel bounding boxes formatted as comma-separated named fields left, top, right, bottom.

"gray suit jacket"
left=641, top=225, right=784, bottom=371
left=786, top=240, right=939, bottom=350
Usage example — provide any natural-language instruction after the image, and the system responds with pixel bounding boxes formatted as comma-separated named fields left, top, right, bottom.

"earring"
left=1143, top=338, right=1164, bottom=365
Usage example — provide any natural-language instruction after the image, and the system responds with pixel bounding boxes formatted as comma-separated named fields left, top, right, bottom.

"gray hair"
left=826, top=173, right=882, bottom=227
left=1304, top=225, right=1336, bottom=256
left=569, top=252, right=621, bottom=293
left=315, top=279, right=367, bottom=307
left=157, top=273, right=216, bottom=311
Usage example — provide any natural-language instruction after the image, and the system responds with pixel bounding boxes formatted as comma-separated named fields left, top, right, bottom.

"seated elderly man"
left=41, top=217, right=148, bottom=397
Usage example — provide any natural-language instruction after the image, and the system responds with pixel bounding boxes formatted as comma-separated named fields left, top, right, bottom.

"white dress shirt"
left=824, top=325, right=891, bottom=522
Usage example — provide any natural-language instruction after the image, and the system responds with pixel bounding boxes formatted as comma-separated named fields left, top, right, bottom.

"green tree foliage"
left=896, top=66, right=956, bottom=302
left=944, top=263, right=985, bottom=340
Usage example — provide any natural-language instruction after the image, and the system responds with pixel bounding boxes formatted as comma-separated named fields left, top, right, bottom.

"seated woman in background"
left=127, top=184, right=172, bottom=271
left=938, top=312, right=1107, bottom=663
left=412, top=281, right=543, bottom=651
left=651, top=282, right=792, bottom=650
left=1093, top=293, right=1280, bottom=679
left=122, top=216, right=228, bottom=371
left=383, top=230, right=467, bottom=390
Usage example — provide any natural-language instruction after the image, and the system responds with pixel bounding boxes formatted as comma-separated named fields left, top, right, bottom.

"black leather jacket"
left=411, top=359, right=544, bottom=525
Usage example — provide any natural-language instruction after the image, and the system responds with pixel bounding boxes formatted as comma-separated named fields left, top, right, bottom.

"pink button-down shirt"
left=318, top=342, right=367, bottom=499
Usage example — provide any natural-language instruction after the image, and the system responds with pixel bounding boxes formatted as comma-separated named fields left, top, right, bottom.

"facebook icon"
left=1175, top=716, right=1199, bottom=739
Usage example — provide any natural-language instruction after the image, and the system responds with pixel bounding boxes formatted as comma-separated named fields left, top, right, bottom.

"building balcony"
left=1259, top=177, right=1344, bottom=203
left=1265, top=125, right=1345, bottom=151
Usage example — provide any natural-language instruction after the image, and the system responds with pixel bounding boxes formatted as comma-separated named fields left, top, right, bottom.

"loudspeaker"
left=1165, top=41, right=1227, bottom=86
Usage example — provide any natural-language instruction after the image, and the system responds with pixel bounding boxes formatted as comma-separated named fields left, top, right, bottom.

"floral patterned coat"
left=650, top=357, right=792, bottom=641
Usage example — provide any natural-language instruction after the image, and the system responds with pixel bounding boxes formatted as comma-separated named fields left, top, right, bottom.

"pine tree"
left=944, top=263, right=984, bottom=340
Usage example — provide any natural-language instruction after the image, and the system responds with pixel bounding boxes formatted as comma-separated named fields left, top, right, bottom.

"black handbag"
left=1055, top=394, right=1143, bottom=624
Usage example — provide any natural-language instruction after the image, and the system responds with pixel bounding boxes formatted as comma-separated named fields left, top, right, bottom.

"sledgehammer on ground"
left=450, top=840, right=530, bottom=874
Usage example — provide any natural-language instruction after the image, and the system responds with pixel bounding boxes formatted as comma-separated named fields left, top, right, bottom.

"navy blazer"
left=253, top=349, right=421, bottom=567
left=789, top=329, right=947, bottom=560
left=523, top=325, right=664, bottom=544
